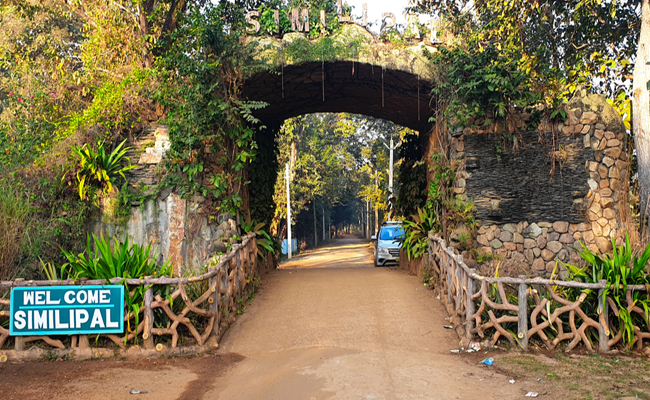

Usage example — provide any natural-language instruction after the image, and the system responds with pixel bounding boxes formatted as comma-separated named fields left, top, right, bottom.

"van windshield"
left=379, top=226, right=404, bottom=241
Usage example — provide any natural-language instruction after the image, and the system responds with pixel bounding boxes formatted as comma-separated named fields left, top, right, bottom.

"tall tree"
left=634, top=0, right=650, bottom=217
left=410, top=0, right=640, bottom=126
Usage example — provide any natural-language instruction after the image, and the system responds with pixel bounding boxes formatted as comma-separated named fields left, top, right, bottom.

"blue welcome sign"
left=10, top=286, right=124, bottom=336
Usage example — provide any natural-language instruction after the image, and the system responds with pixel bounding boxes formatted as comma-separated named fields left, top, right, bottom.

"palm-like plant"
left=60, top=234, right=172, bottom=339
left=564, top=234, right=650, bottom=347
left=71, top=139, right=136, bottom=199
left=400, top=207, right=438, bottom=260
left=240, top=218, right=276, bottom=257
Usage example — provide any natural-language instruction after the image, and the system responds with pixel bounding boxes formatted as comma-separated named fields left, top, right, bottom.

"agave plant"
left=564, top=234, right=650, bottom=347
left=71, top=139, right=136, bottom=200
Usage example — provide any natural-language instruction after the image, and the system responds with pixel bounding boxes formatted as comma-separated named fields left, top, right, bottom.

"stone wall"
left=449, top=93, right=630, bottom=276
left=463, top=130, right=590, bottom=224
left=398, top=249, right=428, bottom=281
left=94, top=125, right=244, bottom=276
left=95, top=194, right=240, bottom=276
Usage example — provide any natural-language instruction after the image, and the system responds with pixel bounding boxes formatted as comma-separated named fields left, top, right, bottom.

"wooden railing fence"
left=0, top=233, right=258, bottom=359
left=428, top=233, right=650, bottom=352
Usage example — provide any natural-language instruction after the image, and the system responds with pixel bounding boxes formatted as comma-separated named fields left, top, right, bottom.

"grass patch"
left=497, top=353, right=650, bottom=399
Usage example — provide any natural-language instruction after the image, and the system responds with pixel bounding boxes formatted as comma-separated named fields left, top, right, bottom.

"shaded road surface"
left=0, top=236, right=529, bottom=400
left=208, top=236, right=523, bottom=399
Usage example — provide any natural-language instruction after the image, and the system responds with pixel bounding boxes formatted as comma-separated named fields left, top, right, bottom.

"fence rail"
left=428, top=232, right=650, bottom=352
left=0, top=233, right=259, bottom=360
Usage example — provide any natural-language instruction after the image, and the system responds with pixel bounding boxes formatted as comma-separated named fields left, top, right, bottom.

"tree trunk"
left=322, top=203, right=326, bottom=241
left=374, top=204, right=379, bottom=236
left=328, top=214, right=331, bottom=239
left=138, top=0, right=155, bottom=68
left=634, top=0, right=650, bottom=219
left=154, top=0, right=189, bottom=56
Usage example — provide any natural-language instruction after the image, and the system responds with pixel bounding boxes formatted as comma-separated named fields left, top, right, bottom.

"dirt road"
left=0, top=236, right=539, bottom=399
left=209, top=236, right=526, bottom=399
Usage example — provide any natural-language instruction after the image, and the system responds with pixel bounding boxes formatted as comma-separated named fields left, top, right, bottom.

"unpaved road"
left=209, top=236, right=526, bottom=399
left=0, top=236, right=542, bottom=399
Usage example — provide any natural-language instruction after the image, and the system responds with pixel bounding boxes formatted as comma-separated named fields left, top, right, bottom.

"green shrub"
left=401, top=207, right=438, bottom=260
left=564, top=234, right=650, bottom=347
left=59, top=234, right=172, bottom=337
left=240, top=218, right=277, bottom=258
left=70, top=139, right=135, bottom=200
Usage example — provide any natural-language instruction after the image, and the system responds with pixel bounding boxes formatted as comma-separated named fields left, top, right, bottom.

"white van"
left=371, top=221, right=404, bottom=266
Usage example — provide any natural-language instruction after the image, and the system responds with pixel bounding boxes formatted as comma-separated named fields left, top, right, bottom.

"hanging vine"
left=154, top=3, right=267, bottom=216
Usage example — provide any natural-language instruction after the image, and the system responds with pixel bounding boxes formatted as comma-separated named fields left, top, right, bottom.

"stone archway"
left=243, top=60, right=433, bottom=134
left=243, top=24, right=438, bottom=136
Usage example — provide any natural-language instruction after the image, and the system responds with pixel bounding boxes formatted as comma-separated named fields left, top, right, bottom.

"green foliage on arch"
left=425, top=35, right=545, bottom=132
left=396, top=132, right=427, bottom=218
left=154, top=2, right=267, bottom=215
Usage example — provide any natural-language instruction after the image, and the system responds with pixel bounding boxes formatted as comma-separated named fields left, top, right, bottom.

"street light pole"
left=383, top=136, right=396, bottom=219
left=322, top=203, right=325, bottom=241
left=388, top=136, right=394, bottom=194
left=285, top=163, right=292, bottom=259
left=383, top=137, right=395, bottom=195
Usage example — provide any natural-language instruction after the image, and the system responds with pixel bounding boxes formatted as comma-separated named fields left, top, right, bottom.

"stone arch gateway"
left=242, top=60, right=433, bottom=134
left=242, top=24, right=438, bottom=134
left=110, top=26, right=632, bottom=278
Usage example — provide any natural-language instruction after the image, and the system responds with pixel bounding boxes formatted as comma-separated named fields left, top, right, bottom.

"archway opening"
left=243, top=61, right=437, bottom=256
left=248, top=112, right=426, bottom=261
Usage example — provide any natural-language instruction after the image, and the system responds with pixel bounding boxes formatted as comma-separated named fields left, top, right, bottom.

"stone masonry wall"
left=449, top=93, right=629, bottom=277
left=94, top=125, right=242, bottom=276
left=463, top=130, right=590, bottom=224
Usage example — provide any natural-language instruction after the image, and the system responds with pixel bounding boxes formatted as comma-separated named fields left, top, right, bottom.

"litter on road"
left=509, top=380, right=515, bottom=384
left=443, top=325, right=453, bottom=329
left=480, top=357, right=494, bottom=366
left=130, top=389, right=148, bottom=395
left=525, top=392, right=539, bottom=397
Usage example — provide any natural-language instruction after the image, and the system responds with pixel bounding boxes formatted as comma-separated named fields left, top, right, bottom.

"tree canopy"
left=410, top=0, right=639, bottom=128
left=271, top=113, right=415, bottom=245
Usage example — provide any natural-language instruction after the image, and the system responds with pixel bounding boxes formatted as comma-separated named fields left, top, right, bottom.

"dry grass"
left=496, top=352, right=650, bottom=399
left=0, top=178, right=30, bottom=280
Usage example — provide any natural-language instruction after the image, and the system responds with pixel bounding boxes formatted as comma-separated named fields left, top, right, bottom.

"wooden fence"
left=0, top=233, right=258, bottom=360
left=428, top=233, right=650, bottom=352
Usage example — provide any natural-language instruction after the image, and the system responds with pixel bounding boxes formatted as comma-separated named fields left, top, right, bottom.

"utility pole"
left=374, top=174, right=379, bottom=235
left=322, top=203, right=325, bottom=241
left=366, top=200, right=370, bottom=238
left=313, top=201, right=317, bottom=248
left=285, top=163, right=292, bottom=259
left=383, top=136, right=396, bottom=219
left=383, top=136, right=395, bottom=195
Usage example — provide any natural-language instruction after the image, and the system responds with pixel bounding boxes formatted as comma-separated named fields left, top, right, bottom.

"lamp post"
left=383, top=136, right=396, bottom=219
left=285, top=163, right=292, bottom=259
